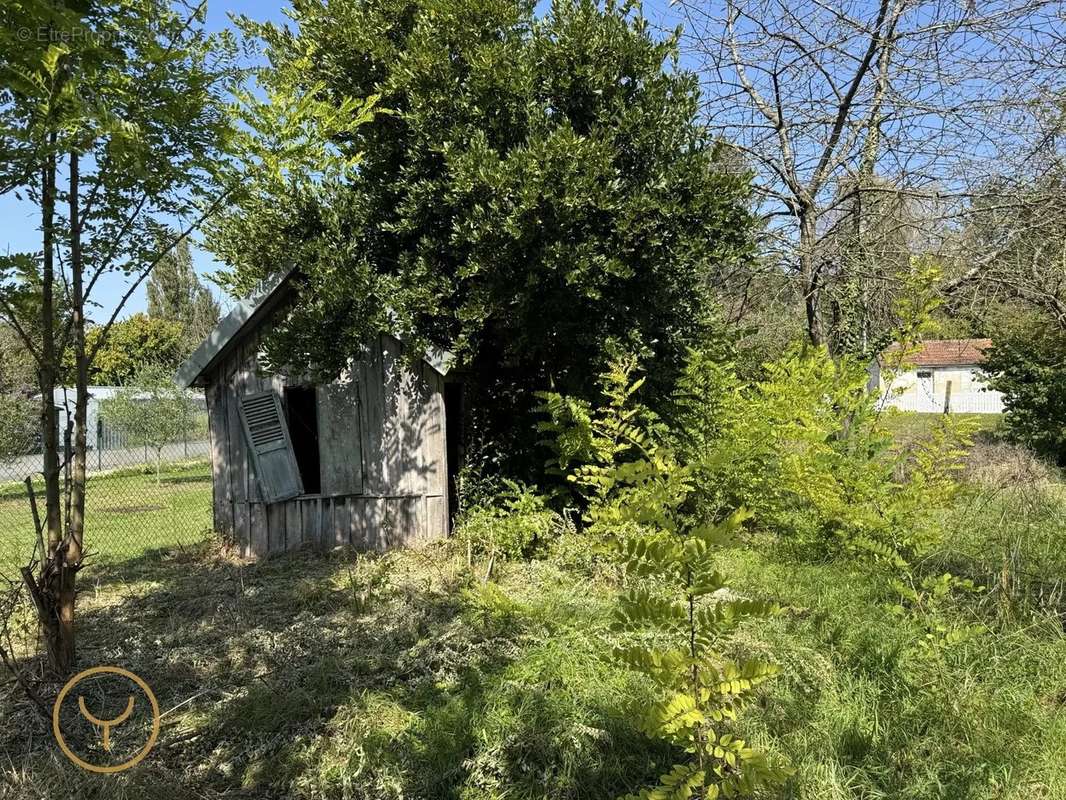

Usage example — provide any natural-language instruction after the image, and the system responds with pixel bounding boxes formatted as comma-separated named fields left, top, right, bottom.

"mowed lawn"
left=882, top=410, right=1004, bottom=445
left=0, top=461, right=213, bottom=573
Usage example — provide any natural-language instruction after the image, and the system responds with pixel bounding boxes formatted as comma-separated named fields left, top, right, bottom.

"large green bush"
left=78, top=313, right=188, bottom=384
left=671, top=344, right=971, bottom=570
left=984, top=317, right=1066, bottom=466
left=212, top=0, right=755, bottom=482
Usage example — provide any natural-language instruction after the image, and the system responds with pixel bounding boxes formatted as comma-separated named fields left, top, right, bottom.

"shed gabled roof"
left=884, top=338, right=992, bottom=368
left=174, top=267, right=453, bottom=388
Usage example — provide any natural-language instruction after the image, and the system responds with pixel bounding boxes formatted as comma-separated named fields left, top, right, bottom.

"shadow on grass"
left=2, top=542, right=664, bottom=800
left=158, top=473, right=212, bottom=486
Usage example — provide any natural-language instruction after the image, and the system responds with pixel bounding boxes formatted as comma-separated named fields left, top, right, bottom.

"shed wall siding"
left=207, top=330, right=448, bottom=559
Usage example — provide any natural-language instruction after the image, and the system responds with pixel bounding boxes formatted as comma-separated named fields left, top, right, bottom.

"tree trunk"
left=799, top=212, right=824, bottom=347
left=37, top=140, right=74, bottom=675
left=39, top=148, right=61, bottom=554
left=60, top=150, right=87, bottom=672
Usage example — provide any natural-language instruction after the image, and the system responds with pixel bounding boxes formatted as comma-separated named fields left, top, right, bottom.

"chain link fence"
left=0, top=389, right=214, bottom=581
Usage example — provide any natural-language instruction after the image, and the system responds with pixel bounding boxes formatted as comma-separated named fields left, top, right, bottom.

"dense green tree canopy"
left=212, top=0, right=754, bottom=472
left=985, top=313, right=1066, bottom=467
left=81, top=313, right=186, bottom=385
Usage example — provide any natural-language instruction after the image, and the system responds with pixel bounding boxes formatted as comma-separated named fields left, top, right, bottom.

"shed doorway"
left=444, top=381, right=464, bottom=529
left=284, top=386, right=321, bottom=495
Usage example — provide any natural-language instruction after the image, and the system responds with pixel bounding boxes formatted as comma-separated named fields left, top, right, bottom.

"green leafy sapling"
left=536, top=353, right=664, bottom=509
left=607, top=476, right=790, bottom=799
left=539, top=354, right=790, bottom=798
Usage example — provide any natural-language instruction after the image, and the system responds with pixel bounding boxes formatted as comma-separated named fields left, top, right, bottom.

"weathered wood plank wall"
left=204, top=330, right=448, bottom=559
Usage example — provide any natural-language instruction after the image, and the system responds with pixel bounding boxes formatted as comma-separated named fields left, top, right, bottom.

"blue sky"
left=1, top=0, right=679, bottom=323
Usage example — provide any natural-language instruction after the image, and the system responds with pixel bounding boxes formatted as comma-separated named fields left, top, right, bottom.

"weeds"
left=2, top=399, right=1064, bottom=800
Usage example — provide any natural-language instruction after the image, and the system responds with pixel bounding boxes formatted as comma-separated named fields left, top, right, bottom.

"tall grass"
left=2, top=442, right=1064, bottom=799
left=722, top=538, right=1066, bottom=799
left=940, top=442, right=1066, bottom=616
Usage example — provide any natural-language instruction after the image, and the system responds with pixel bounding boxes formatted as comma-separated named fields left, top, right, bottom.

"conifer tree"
left=147, top=237, right=220, bottom=352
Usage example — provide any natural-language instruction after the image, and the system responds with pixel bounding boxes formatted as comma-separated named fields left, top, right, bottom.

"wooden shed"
left=175, top=268, right=456, bottom=559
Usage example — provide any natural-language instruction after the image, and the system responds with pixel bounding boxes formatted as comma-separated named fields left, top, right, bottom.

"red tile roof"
left=886, top=338, right=992, bottom=367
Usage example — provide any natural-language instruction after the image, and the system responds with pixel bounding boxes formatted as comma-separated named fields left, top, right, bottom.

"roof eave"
left=174, top=267, right=298, bottom=389
left=174, top=266, right=455, bottom=387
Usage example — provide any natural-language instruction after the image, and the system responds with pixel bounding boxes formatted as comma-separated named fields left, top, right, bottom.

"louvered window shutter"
left=237, top=391, right=303, bottom=502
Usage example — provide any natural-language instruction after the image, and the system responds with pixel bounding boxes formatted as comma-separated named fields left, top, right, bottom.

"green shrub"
left=983, top=317, right=1066, bottom=466
left=660, top=261, right=974, bottom=575
left=671, top=343, right=973, bottom=573
left=538, top=354, right=789, bottom=798
left=670, top=341, right=998, bottom=677
left=456, top=480, right=565, bottom=562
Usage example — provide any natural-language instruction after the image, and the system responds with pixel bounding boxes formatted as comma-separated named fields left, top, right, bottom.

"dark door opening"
left=444, top=381, right=464, bottom=529
left=284, top=385, right=321, bottom=494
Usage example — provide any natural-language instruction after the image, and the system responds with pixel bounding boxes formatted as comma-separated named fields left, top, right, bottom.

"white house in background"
left=50, top=386, right=123, bottom=450
left=876, top=338, right=1004, bottom=414
left=48, top=385, right=207, bottom=450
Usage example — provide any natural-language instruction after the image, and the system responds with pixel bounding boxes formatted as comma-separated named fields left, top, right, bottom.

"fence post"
left=943, top=380, right=953, bottom=414
left=96, top=416, right=103, bottom=472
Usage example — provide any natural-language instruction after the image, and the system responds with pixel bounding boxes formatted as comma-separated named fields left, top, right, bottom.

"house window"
left=915, top=369, right=934, bottom=399
left=283, top=386, right=321, bottom=494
